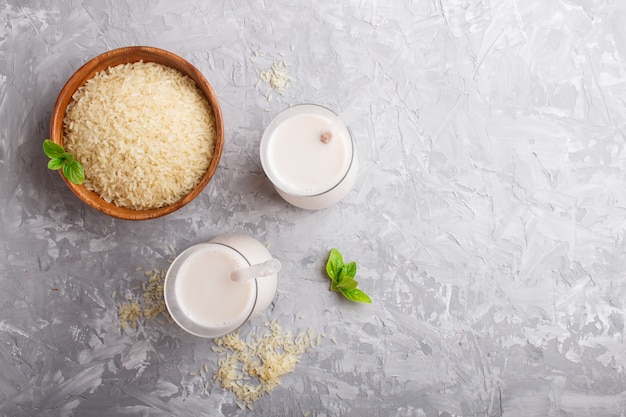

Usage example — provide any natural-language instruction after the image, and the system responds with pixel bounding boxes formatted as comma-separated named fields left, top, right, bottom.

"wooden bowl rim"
left=49, top=46, right=224, bottom=220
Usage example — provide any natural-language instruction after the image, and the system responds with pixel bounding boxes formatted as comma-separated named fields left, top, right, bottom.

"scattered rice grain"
left=117, top=265, right=170, bottom=331
left=259, top=61, right=293, bottom=94
left=213, top=321, right=318, bottom=406
left=118, top=300, right=141, bottom=330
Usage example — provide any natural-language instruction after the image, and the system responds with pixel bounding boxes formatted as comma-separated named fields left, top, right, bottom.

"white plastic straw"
left=230, top=258, right=282, bottom=283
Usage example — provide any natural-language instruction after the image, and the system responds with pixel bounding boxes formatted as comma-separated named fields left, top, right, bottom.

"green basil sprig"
left=43, top=139, right=85, bottom=185
left=325, top=248, right=371, bottom=303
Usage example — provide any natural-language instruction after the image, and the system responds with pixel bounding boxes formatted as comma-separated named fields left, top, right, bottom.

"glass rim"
left=260, top=103, right=356, bottom=198
left=164, top=242, right=258, bottom=338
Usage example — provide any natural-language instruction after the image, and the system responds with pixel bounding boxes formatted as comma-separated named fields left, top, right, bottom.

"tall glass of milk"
left=260, top=104, right=358, bottom=210
left=164, top=234, right=278, bottom=338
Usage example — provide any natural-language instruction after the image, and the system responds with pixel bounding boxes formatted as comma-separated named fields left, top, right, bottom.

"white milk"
left=209, top=234, right=278, bottom=317
left=260, top=104, right=358, bottom=210
left=174, top=244, right=254, bottom=330
left=266, top=113, right=351, bottom=195
left=164, top=234, right=278, bottom=338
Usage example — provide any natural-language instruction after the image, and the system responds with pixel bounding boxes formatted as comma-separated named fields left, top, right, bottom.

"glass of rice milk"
left=260, top=104, right=358, bottom=210
left=164, top=234, right=278, bottom=338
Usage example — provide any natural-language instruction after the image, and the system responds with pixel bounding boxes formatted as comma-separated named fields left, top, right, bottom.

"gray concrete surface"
left=1, top=1, right=626, bottom=416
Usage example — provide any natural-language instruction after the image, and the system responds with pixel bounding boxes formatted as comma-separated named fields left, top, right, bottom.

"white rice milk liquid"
left=264, top=112, right=352, bottom=196
left=175, top=244, right=255, bottom=329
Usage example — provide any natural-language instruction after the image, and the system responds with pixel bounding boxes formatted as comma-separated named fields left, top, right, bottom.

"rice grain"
left=63, top=61, right=216, bottom=210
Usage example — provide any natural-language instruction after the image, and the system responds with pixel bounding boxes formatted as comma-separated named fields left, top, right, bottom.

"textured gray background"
left=1, top=0, right=626, bottom=416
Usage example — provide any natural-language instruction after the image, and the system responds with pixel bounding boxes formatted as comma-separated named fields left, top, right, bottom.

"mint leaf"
left=62, top=161, right=85, bottom=185
left=324, top=248, right=372, bottom=304
left=339, top=261, right=356, bottom=280
left=325, top=248, right=343, bottom=282
left=62, top=152, right=74, bottom=164
left=43, top=139, right=65, bottom=158
left=341, top=288, right=372, bottom=304
left=43, top=139, right=85, bottom=185
left=331, top=276, right=358, bottom=292
left=47, top=157, right=64, bottom=170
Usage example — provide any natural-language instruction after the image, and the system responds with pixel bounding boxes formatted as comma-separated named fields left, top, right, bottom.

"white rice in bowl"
left=63, top=61, right=216, bottom=210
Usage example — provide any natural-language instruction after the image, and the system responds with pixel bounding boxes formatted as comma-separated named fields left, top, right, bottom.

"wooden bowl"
left=49, top=46, right=224, bottom=220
